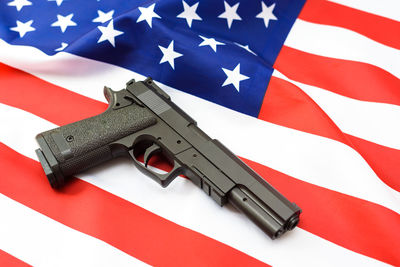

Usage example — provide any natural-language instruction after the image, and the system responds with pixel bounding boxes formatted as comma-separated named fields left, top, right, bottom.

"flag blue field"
left=0, top=0, right=304, bottom=116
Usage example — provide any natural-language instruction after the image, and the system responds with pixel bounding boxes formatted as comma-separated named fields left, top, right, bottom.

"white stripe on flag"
left=328, top=0, right=400, bottom=22
left=0, top=104, right=388, bottom=267
left=284, top=19, right=400, bottom=79
left=0, top=193, right=147, bottom=267
left=0, top=42, right=398, bottom=216
left=273, top=70, right=400, bottom=150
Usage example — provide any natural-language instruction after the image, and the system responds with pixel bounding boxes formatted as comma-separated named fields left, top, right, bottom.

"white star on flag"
left=92, top=10, right=114, bottom=23
left=218, top=1, right=242, bottom=29
left=55, top=42, right=68, bottom=52
left=7, top=0, right=32, bottom=11
left=10, top=20, right=35, bottom=38
left=51, top=14, right=77, bottom=33
left=97, top=20, right=124, bottom=47
left=137, top=3, right=161, bottom=28
left=177, top=1, right=202, bottom=28
left=256, top=2, right=278, bottom=28
left=199, top=35, right=225, bottom=52
left=221, top=63, right=249, bottom=92
left=234, top=42, right=257, bottom=56
left=158, top=40, right=183, bottom=69
left=48, top=0, right=64, bottom=6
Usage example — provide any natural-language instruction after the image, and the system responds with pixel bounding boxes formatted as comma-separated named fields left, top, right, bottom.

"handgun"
left=35, top=78, right=301, bottom=239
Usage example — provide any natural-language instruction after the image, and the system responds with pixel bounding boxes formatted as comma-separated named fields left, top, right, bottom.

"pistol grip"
left=35, top=90, right=156, bottom=188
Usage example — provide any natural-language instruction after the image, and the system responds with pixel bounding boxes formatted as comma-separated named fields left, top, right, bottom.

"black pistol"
left=35, top=78, right=301, bottom=239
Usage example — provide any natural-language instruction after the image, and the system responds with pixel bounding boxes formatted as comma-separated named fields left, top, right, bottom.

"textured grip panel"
left=38, top=102, right=156, bottom=178
left=59, top=145, right=113, bottom=177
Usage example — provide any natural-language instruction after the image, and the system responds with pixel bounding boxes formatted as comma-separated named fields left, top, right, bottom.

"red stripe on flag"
left=346, top=134, right=400, bottom=191
left=148, top=151, right=400, bottom=266
left=259, top=76, right=400, bottom=192
left=145, top=154, right=400, bottom=266
left=0, top=143, right=268, bottom=267
left=0, top=250, right=30, bottom=267
left=1, top=63, right=400, bottom=265
left=299, top=0, right=400, bottom=50
left=3, top=142, right=400, bottom=266
left=274, top=46, right=400, bottom=105
left=0, top=63, right=106, bottom=126
left=242, top=157, right=400, bottom=267
left=259, top=76, right=347, bottom=144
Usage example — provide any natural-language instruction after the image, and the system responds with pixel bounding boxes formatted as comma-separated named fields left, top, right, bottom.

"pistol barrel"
left=229, top=186, right=300, bottom=239
left=130, top=79, right=302, bottom=238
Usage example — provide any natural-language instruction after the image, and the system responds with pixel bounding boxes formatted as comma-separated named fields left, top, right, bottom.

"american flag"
left=0, top=0, right=399, bottom=266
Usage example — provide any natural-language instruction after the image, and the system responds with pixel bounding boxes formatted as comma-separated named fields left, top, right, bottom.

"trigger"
left=144, top=143, right=162, bottom=167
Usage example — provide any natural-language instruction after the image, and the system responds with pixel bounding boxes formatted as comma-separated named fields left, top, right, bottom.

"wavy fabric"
left=0, top=0, right=399, bottom=266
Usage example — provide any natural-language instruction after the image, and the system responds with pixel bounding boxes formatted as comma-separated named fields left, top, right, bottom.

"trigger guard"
left=129, top=149, right=184, bottom=188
